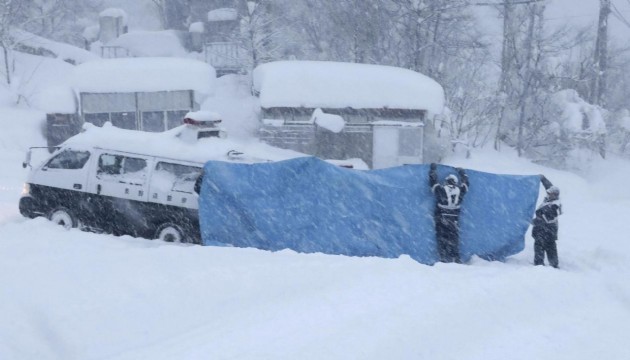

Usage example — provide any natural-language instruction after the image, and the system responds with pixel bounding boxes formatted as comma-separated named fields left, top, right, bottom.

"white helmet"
left=445, top=174, right=458, bottom=186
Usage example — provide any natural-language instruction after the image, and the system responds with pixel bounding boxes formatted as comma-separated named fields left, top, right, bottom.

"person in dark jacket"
left=429, top=163, right=469, bottom=263
left=532, top=175, right=562, bottom=268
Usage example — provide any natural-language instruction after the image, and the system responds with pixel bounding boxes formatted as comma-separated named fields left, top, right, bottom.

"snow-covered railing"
left=203, top=42, right=245, bottom=74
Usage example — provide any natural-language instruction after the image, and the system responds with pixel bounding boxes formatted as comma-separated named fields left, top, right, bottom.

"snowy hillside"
left=1, top=123, right=630, bottom=358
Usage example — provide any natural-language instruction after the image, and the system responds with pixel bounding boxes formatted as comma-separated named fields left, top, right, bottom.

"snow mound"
left=0, top=107, right=46, bottom=152
left=312, top=108, right=345, bottom=133
left=71, top=58, right=215, bottom=97
left=253, top=61, right=445, bottom=114
left=11, top=29, right=99, bottom=65
left=29, top=85, right=77, bottom=114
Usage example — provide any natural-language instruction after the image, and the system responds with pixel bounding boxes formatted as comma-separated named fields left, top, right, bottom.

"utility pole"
left=591, top=0, right=610, bottom=107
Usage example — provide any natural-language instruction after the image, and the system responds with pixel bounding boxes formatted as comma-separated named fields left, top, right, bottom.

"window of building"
left=166, top=110, right=188, bottom=129
left=111, top=112, right=137, bottom=130
left=46, top=150, right=91, bottom=170
left=398, top=128, right=423, bottom=157
left=141, top=111, right=165, bottom=132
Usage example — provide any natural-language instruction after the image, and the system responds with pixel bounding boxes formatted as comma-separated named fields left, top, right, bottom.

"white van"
left=18, top=110, right=303, bottom=243
left=20, top=145, right=205, bottom=243
left=18, top=116, right=360, bottom=243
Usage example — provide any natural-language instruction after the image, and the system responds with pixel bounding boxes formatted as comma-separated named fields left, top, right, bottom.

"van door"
left=93, top=152, right=151, bottom=202
left=30, top=148, right=91, bottom=192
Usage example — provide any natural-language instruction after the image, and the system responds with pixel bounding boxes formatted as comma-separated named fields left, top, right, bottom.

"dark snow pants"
left=435, top=215, right=461, bottom=263
left=533, top=237, right=559, bottom=268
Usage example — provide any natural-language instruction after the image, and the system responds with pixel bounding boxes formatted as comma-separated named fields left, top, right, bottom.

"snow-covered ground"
left=1, top=108, right=630, bottom=358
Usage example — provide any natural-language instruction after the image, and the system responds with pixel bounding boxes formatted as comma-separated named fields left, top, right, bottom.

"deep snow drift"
left=1, top=125, right=629, bottom=358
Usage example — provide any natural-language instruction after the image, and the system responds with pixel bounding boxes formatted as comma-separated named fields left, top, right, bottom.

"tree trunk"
left=516, top=3, right=538, bottom=157
left=2, top=43, right=10, bottom=85
left=495, top=0, right=514, bottom=150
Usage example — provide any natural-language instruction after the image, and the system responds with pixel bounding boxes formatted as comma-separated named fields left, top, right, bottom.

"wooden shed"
left=253, top=61, right=445, bottom=169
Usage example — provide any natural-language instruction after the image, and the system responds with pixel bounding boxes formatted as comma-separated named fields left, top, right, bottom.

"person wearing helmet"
left=531, top=175, right=562, bottom=268
left=429, top=163, right=469, bottom=263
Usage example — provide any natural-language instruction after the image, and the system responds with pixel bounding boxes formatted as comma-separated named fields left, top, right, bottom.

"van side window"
left=152, top=162, right=202, bottom=193
left=46, top=150, right=90, bottom=170
left=98, top=154, right=148, bottom=183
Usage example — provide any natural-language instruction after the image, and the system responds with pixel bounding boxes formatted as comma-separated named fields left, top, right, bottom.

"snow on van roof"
left=72, top=58, right=215, bottom=96
left=62, top=122, right=304, bottom=164
left=253, top=61, right=445, bottom=114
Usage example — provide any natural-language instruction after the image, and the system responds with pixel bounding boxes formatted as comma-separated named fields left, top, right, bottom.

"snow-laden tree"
left=239, top=0, right=285, bottom=70
left=524, top=89, right=607, bottom=170
left=13, top=0, right=102, bottom=46
left=0, top=0, right=29, bottom=87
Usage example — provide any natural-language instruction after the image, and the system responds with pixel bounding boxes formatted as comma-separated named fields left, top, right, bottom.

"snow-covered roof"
left=207, top=8, right=238, bottom=22
left=11, top=29, right=99, bottom=65
left=108, top=30, right=187, bottom=57
left=253, top=61, right=445, bottom=114
left=189, top=22, right=205, bottom=33
left=72, top=58, right=215, bottom=96
left=30, top=85, right=77, bottom=114
left=62, top=122, right=304, bottom=164
left=99, top=8, right=128, bottom=25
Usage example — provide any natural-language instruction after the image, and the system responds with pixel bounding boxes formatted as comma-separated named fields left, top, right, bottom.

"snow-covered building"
left=30, top=85, right=81, bottom=148
left=72, top=58, right=215, bottom=131
left=44, top=58, right=216, bottom=144
left=184, top=1, right=247, bottom=75
left=253, top=61, right=445, bottom=169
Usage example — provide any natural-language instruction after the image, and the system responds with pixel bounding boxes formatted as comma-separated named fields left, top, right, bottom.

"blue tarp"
left=199, top=157, right=540, bottom=265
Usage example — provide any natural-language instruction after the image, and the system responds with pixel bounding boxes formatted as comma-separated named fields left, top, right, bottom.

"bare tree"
left=0, top=0, right=29, bottom=86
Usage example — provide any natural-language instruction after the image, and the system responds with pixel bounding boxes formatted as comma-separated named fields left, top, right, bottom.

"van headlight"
left=21, top=183, right=30, bottom=195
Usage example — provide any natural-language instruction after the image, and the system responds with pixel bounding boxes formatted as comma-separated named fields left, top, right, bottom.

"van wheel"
left=48, top=207, right=77, bottom=230
left=155, top=223, right=187, bottom=243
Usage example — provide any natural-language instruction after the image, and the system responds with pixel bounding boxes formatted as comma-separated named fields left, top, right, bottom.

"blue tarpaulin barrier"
left=199, top=157, right=540, bottom=264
